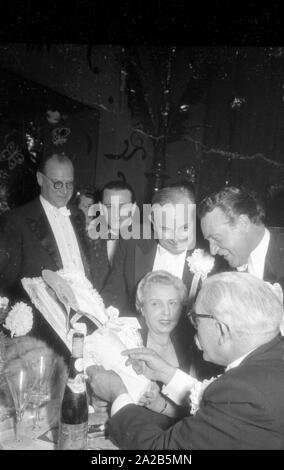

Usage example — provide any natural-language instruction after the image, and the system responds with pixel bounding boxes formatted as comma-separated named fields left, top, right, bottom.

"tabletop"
left=0, top=399, right=118, bottom=450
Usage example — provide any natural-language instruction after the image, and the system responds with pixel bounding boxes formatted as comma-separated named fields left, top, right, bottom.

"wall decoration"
left=104, top=131, right=146, bottom=161
left=51, top=127, right=71, bottom=146
left=0, top=67, right=99, bottom=208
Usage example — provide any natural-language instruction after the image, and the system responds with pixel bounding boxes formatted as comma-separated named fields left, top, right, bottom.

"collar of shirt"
left=247, top=227, right=270, bottom=279
left=154, top=243, right=188, bottom=279
left=225, top=347, right=256, bottom=372
left=40, top=195, right=71, bottom=217
left=157, top=243, right=188, bottom=258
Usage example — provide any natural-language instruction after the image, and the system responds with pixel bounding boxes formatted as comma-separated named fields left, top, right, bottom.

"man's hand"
left=138, top=381, right=166, bottom=414
left=87, top=365, right=127, bottom=403
left=122, top=347, right=177, bottom=384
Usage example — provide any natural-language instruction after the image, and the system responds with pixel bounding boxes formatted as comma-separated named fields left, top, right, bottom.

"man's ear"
left=130, top=202, right=137, bottom=217
left=99, top=201, right=108, bottom=224
left=216, top=320, right=231, bottom=345
left=36, top=171, right=43, bottom=188
left=238, top=214, right=250, bottom=232
left=148, top=210, right=154, bottom=225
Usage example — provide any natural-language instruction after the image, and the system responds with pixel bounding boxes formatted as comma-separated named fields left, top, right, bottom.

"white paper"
left=84, top=327, right=150, bottom=403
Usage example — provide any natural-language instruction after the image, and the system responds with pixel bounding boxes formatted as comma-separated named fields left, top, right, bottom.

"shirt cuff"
left=162, top=369, right=198, bottom=405
left=111, top=393, right=134, bottom=416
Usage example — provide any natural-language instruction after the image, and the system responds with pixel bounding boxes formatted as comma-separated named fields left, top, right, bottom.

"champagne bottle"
left=57, top=331, right=88, bottom=450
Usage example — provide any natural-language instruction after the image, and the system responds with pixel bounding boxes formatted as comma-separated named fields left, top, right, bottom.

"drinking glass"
left=4, top=365, right=36, bottom=448
left=28, top=355, right=56, bottom=429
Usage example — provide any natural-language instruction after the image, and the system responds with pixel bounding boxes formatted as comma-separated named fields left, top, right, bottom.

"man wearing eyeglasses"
left=0, top=152, right=93, bottom=356
left=87, top=272, right=284, bottom=449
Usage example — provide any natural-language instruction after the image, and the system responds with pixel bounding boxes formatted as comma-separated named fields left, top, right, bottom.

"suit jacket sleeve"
left=109, top=373, right=281, bottom=450
left=0, top=214, right=23, bottom=294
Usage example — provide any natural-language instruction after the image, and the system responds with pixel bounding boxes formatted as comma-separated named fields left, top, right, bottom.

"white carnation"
left=189, top=376, right=219, bottom=415
left=187, top=249, right=215, bottom=280
left=106, top=305, right=120, bottom=322
left=4, top=302, right=33, bottom=337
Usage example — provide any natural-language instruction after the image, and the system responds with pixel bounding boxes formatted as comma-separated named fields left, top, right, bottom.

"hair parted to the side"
left=136, top=270, right=188, bottom=312
left=197, top=186, right=265, bottom=225
left=101, top=180, right=136, bottom=203
left=195, top=272, right=283, bottom=337
left=37, top=152, right=73, bottom=174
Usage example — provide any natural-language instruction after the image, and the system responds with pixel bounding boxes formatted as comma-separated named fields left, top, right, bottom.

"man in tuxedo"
left=88, top=180, right=136, bottom=291
left=0, top=152, right=93, bottom=356
left=101, top=184, right=197, bottom=315
left=198, top=186, right=284, bottom=293
left=87, top=272, right=284, bottom=449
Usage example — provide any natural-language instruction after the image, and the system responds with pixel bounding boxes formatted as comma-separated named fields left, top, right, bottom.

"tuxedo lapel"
left=134, top=240, right=157, bottom=286
left=70, top=210, right=91, bottom=280
left=263, top=230, right=284, bottom=282
left=182, top=249, right=194, bottom=292
left=26, top=199, right=63, bottom=270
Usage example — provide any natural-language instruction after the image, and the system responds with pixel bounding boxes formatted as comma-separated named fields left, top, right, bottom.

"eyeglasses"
left=188, top=309, right=215, bottom=329
left=42, top=173, right=74, bottom=191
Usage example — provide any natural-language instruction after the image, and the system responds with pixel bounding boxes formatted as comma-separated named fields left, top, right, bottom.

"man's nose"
left=209, top=239, right=219, bottom=255
left=59, top=184, right=68, bottom=195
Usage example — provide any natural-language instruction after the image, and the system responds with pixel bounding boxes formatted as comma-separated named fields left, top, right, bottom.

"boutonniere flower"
left=187, top=249, right=215, bottom=301
left=189, top=375, right=219, bottom=415
left=3, top=301, right=33, bottom=337
left=187, top=249, right=215, bottom=280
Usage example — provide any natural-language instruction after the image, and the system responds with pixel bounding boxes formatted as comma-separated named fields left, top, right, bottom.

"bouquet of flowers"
left=3, top=302, right=33, bottom=338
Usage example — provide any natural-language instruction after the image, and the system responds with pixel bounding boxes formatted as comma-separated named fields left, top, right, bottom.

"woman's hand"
left=138, top=381, right=166, bottom=414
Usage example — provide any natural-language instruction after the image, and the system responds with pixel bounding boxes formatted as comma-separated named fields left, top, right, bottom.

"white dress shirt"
left=247, top=228, right=270, bottom=279
left=40, top=195, right=85, bottom=274
left=111, top=349, right=257, bottom=415
left=152, top=243, right=187, bottom=279
left=237, top=228, right=270, bottom=277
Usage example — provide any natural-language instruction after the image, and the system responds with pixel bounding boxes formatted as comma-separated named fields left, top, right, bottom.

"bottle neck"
left=71, top=332, right=84, bottom=358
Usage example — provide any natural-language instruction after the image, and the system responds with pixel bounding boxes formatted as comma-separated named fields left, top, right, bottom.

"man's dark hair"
left=101, top=180, right=135, bottom=203
left=198, top=186, right=265, bottom=224
left=37, top=152, right=73, bottom=174
left=72, top=187, right=99, bottom=207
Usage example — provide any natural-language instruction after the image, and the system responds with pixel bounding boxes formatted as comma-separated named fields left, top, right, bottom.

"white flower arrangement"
left=187, top=249, right=215, bottom=280
left=189, top=375, right=219, bottom=415
left=187, top=249, right=215, bottom=302
left=3, top=301, right=33, bottom=337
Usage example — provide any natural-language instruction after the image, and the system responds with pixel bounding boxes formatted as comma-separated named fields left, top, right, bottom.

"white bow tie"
left=237, top=263, right=248, bottom=272
left=56, top=206, right=71, bottom=217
